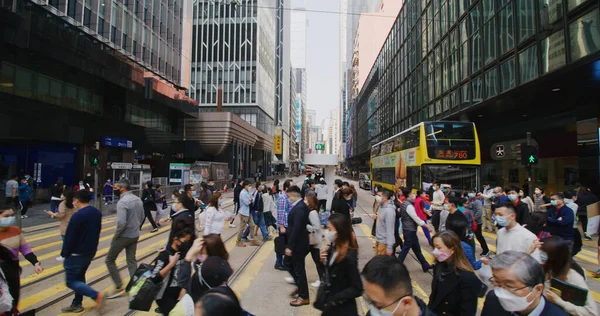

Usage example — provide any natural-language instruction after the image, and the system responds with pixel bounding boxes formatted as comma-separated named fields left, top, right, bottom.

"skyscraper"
left=190, top=0, right=277, bottom=135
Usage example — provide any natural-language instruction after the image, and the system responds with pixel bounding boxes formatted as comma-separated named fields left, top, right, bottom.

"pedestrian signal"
left=90, top=149, right=100, bottom=166
left=520, top=145, right=538, bottom=166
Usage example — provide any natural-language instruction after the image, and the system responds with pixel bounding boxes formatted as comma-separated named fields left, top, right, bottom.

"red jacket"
left=414, top=197, right=428, bottom=221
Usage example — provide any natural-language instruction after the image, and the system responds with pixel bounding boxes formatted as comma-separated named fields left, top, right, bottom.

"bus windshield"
left=424, top=122, right=476, bottom=160
left=421, top=165, right=478, bottom=192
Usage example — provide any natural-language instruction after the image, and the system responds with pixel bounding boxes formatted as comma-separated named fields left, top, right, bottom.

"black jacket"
left=576, top=190, right=598, bottom=216
left=321, top=248, right=363, bottom=316
left=515, top=200, right=530, bottom=225
left=481, top=290, right=568, bottom=316
left=366, top=297, right=436, bottom=316
left=167, top=209, right=196, bottom=254
left=333, top=198, right=351, bottom=219
left=428, top=263, right=480, bottom=316
left=287, top=200, right=310, bottom=254
left=234, top=184, right=243, bottom=203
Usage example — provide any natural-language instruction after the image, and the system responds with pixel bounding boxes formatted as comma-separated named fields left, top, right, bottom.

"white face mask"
left=324, top=230, right=336, bottom=244
left=0, top=216, right=16, bottom=227
left=368, top=297, right=406, bottom=316
left=375, top=195, right=383, bottom=204
left=494, top=287, right=536, bottom=312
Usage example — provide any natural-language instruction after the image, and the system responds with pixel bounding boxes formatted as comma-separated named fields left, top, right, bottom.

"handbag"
left=127, top=262, right=162, bottom=311
left=308, top=231, right=320, bottom=246
left=313, top=259, right=331, bottom=310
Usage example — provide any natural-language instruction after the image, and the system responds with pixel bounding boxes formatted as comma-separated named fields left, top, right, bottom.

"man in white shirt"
left=430, top=181, right=445, bottom=232
left=483, top=203, right=542, bottom=264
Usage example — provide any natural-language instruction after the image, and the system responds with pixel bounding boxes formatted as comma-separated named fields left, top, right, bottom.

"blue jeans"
left=50, top=200, right=61, bottom=213
left=421, top=225, right=432, bottom=245
left=64, top=254, right=99, bottom=306
left=397, top=230, right=430, bottom=268
left=242, top=212, right=269, bottom=239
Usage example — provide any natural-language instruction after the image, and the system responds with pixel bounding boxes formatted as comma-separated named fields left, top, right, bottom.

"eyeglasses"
left=488, top=277, right=530, bottom=293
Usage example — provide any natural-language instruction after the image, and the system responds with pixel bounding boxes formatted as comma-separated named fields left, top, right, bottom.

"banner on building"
left=274, top=128, right=283, bottom=155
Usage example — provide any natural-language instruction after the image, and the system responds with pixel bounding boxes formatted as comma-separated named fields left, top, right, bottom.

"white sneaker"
left=311, top=280, right=321, bottom=288
left=56, top=256, right=65, bottom=261
left=285, top=276, right=295, bottom=284
left=229, top=223, right=237, bottom=228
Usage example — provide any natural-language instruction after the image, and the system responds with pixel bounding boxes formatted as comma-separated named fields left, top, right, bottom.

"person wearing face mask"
left=0, top=204, right=43, bottom=273
left=481, top=251, right=568, bottom=316
left=507, top=187, right=530, bottom=225
left=371, top=185, right=383, bottom=237
left=316, top=213, right=363, bottom=315
left=60, top=190, right=104, bottom=313
left=374, top=190, right=398, bottom=256
left=150, top=229, right=189, bottom=314
left=285, top=186, right=311, bottom=307
left=544, top=193, right=574, bottom=247
left=484, top=203, right=542, bottom=265
left=428, top=231, right=481, bottom=316
left=332, top=187, right=353, bottom=219
left=467, top=189, right=489, bottom=256
left=519, top=189, right=535, bottom=214
left=241, top=183, right=270, bottom=242
left=202, top=192, right=232, bottom=237
left=166, top=195, right=197, bottom=255
left=533, top=187, right=551, bottom=219
left=305, top=195, right=324, bottom=288
left=398, top=188, right=434, bottom=272
left=45, top=190, right=77, bottom=261
left=539, top=237, right=597, bottom=316
left=414, top=190, right=433, bottom=246
left=430, top=181, right=445, bottom=232
left=236, top=181, right=261, bottom=247
left=481, top=184, right=497, bottom=233
left=17, top=179, right=33, bottom=219
left=106, top=179, right=145, bottom=299
left=316, top=179, right=329, bottom=212
left=362, top=255, right=436, bottom=316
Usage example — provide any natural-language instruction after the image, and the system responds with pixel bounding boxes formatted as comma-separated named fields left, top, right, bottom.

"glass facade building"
left=349, top=0, right=600, bottom=193
left=190, top=0, right=277, bottom=135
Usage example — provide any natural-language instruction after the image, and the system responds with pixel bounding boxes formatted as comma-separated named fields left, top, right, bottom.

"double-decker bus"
left=370, top=121, right=481, bottom=193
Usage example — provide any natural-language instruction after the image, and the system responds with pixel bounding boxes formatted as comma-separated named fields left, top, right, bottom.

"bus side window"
left=406, top=166, right=420, bottom=190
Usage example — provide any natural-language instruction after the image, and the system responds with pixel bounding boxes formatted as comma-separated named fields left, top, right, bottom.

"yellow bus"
left=370, top=121, right=481, bottom=193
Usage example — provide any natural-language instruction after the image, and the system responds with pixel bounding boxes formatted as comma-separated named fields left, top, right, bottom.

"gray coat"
left=467, top=199, right=483, bottom=224
left=306, top=209, right=322, bottom=249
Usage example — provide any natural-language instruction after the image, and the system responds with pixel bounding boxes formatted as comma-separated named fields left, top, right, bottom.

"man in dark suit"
left=284, top=185, right=310, bottom=307
left=481, top=251, right=568, bottom=316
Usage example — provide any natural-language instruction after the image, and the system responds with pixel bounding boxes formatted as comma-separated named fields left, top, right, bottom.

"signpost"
left=110, top=162, right=133, bottom=170
left=315, top=142, right=325, bottom=151
left=490, top=139, right=538, bottom=161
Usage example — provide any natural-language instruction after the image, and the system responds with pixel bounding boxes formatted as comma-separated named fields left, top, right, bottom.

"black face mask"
left=114, top=189, right=122, bottom=197
left=179, top=241, right=192, bottom=253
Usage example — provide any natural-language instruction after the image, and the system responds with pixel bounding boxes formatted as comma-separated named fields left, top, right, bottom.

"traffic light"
left=520, top=145, right=539, bottom=166
left=89, top=149, right=100, bottom=166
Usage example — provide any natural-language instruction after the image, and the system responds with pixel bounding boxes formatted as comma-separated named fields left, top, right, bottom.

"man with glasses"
left=361, top=255, right=435, bottom=316
left=482, top=251, right=568, bottom=315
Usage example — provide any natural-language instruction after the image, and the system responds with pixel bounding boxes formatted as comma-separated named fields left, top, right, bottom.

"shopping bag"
left=127, top=263, right=162, bottom=311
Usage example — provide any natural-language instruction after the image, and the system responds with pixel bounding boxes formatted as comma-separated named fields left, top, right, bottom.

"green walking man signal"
left=520, top=144, right=539, bottom=166
left=90, top=149, right=100, bottom=166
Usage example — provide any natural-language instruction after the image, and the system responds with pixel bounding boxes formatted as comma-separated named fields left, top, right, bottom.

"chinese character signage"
left=274, top=128, right=282, bottom=155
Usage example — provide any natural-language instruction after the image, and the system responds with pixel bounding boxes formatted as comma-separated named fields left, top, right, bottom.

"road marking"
left=18, top=238, right=167, bottom=311
left=28, top=221, right=119, bottom=253
left=230, top=242, right=275, bottom=296
left=20, top=223, right=156, bottom=267
left=25, top=218, right=116, bottom=243
left=20, top=225, right=168, bottom=285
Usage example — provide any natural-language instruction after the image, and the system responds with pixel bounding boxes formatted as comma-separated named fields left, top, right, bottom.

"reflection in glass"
left=567, top=0, right=586, bottom=12
left=519, top=45, right=538, bottom=84
left=539, top=0, right=563, bottom=28
left=499, top=3, right=515, bottom=55
left=484, top=20, right=496, bottom=65
left=518, top=0, right=536, bottom=42
left=471, top=31, right=481, bottom=73
left=485, top=68, right=498, bottom=98
left=483, top=0, right=494, bottom=21
left=569, top=9, right=600, bottom=62
left=461, top=43, right=469, bottom=80
left=472, top=76, right=482, bottom=103
left=541, top=31, right=566, bottom=74
left=500, top=58, right=516, bottom=92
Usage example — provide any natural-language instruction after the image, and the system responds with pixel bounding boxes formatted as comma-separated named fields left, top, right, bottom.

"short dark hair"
left=208, top=178, right=214, bottom=182
left=334, top=179, right=343, bottom=187
left=448, top=196, right=461, bottom=207
left=342, top=181, right=350, bottom=187
left=283, top=179, right=293, bottom=191
left=564, top=190, right=575, bottom=200
left=381, top=189, right=393, bottom=200
left=242, top=180, right=251, bottom=187
left=362, top=255, right=413, bottom=297
left=287, top=185, right=301, bottom=195
left=146, top=181, right=153, bottom=188
left=401, top=187, right=412, bottom=197
left=306, top=179, right=314, bottom=186
left=551, top=192, right=564, bottom=200
left=433, top=180, right=440, bottom=186
left=74, top=190, right=93, bottom=203
left=495, top=202, right=517, bottom=214
left=417, top=189, right=424, bottom=195
left=184, top=184, right=195, bottom=192
left=10, top=175, right=17, bottom=180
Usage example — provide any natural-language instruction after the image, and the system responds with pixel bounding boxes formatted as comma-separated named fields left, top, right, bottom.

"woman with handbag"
left=315, top=213, right=363, bottom=315
left=428, top=230, right=481, bottom=316
left=305, top=195, right=324, bottom=288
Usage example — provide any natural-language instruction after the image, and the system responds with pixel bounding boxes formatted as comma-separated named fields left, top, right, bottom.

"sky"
left=304, top=0, right=340, bottom=124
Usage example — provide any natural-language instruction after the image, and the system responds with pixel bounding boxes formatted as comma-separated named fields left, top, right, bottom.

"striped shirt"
left=0, top=226, right=37, bottom=265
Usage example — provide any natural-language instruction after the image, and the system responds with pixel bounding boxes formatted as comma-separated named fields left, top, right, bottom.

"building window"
left=539, top=0, right=563, bottom=28
left=484, top=68, right=498, bottom=98
left=483, top=0, right=495, bottom=21
left=471, top=31, right=481, bottom=73
left=519, top=45, right=538, bottom=84
left=499, top=2, right=515, bottom=55
left=518, top=0, right=536, bottom=42
left=500, top=57, right=516, bottom=91
left=541, top=30, right=566, bottom=74
left=461, top=83, right=471, bottom=108
left=472, top=76, right=483, bottom=104
left=483, top=20, right=496, bottom=65
left=567, top=0, right=587, bottom=12
left=569, top=9, right=600, bottom=62
left=460, top=43, right=468, bottom=80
